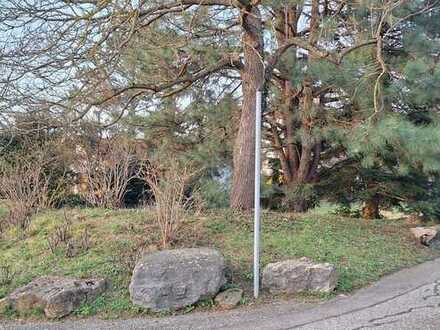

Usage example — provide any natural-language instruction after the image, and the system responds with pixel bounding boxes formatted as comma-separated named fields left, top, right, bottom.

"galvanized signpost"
left=254, top=90, right=262, bottom=299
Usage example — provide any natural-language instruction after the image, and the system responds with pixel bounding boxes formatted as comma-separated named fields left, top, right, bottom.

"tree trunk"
left=283, top=180, right=316, bottom=213
left=283, top=81, right=319, bottom=213
left=230, top=5, right=264, bottom=210
left=267, top=6, right=321, bottom=213
left=361, top=197, right=380, bottom=219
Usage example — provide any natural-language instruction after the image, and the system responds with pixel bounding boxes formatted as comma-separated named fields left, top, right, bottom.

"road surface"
left=2, top=258, right=440, bottom=330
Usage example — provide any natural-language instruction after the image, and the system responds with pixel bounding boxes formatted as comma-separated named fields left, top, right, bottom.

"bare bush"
left=0, top=263, right=15, bottom=286
left=113, top=239, right=152, bottom=272
left=143, top=159, right=201, bottom=248
left=0, top=215, right=6, bottom=235
left=0, top=149, right=56, bottom=232
left=76, top=137, right=143, bottom=208
left=47, top=210, right=72, bottom=253
left=47, top=210, right=92, bottom=258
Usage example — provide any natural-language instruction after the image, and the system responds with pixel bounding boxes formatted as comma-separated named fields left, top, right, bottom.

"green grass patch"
left=0, top=205, right=437, bottom=320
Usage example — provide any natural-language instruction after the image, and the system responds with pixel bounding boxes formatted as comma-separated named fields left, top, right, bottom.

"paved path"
left=2, top=258, right=440, bottom=330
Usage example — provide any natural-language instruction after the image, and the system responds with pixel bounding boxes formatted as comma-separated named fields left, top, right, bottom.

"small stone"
left=6, top=276, right=107, bottom=319
left=215, top=288, right=243, bottom=310
left=263, top=258, right=338, bottom=294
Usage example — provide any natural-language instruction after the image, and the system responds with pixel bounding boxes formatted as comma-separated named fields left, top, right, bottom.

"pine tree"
left=261, top=1, right=440, bottom=214
left=313, top=1, right=440, bottom=218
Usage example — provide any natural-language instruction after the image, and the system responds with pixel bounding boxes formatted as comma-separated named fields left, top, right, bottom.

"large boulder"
left=129, top=248, right=226, bottom=311
left=262, top=257, right=338, bottom=294
left=2, top=276, right=107, bottom=318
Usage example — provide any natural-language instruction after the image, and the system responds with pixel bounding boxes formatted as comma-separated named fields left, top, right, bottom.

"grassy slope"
left=0, top=206, right=436, bottom=319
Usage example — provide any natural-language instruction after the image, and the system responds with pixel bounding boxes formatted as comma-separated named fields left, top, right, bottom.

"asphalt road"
left=2, top=258, right=440, bottom=330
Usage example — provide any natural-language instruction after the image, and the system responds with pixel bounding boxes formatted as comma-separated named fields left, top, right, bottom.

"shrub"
left=0, top=147, right=59, bottom=233
left=0, top=263, right=14, bottom=286
left=282, top=183, right=319, bottom=212
left=57, top=194, right=88, bottom=208
left=47, top=210, right=92, bottom=258
left=142, top=159, right=200, bottom=248
left=197, top=177, right=230, bottom=209
left=331, top=204, right=361, bottom=218
left=261, top=182, right=284, bottom=210
left=76, top=137, right=144, bottom=208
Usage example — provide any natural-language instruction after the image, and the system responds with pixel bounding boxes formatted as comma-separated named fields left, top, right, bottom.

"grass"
left=0, top=204, right=437, bottom=320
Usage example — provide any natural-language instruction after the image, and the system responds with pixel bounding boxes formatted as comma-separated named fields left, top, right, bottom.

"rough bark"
left=361, top=197, right=381, bottom=219
left=268, top=4, right=323, bottom=213
left=296, top=81, right=314, bottom=183
left=230, top=4, right=264, bottom=210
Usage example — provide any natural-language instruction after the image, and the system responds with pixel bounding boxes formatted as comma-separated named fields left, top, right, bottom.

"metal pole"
left=254, top=90, right=262, bottom=299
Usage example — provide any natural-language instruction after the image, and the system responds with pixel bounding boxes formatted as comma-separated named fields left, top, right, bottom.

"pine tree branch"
left=138, top=0, right=244, bottom=18
left=91, top=54, right=242, bottom=107
left=266, top=38, right=377, bottom=81
left=339, top=40, right=377, bottom=61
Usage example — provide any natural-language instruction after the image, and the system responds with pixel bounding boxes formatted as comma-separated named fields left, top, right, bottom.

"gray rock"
left=215, top=288, right=243, bottom=310
left=5, top=276, right=107, bottom=318
left=308, top=263, right=338, bottom=292
left=263, top=257, right=338, bottom=294
left=129, top=248, right=226, bottom=311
